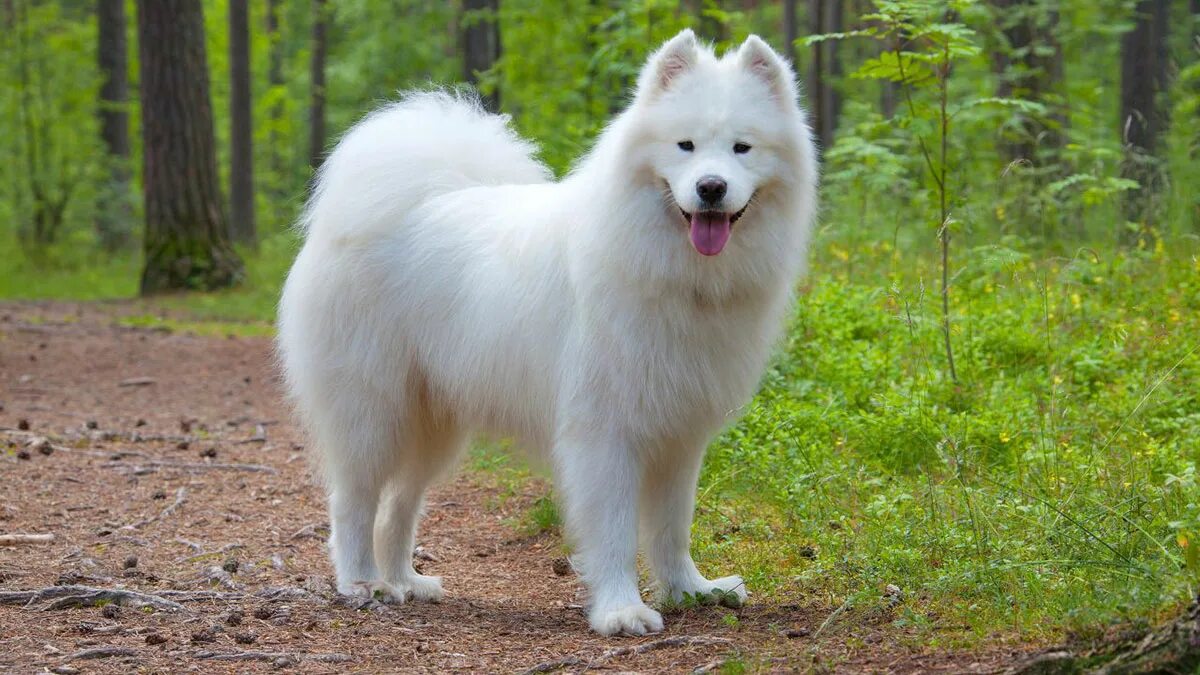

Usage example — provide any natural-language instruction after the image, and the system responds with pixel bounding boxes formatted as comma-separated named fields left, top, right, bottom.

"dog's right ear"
left=638, top=29, right=698, bottom=96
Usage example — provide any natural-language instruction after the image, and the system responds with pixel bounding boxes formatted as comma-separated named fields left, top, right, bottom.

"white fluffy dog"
left=277, top=30, right=817, bottom=636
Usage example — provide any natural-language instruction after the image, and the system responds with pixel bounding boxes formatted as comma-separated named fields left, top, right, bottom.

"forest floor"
left=0, top=301, right=1044, bottom=673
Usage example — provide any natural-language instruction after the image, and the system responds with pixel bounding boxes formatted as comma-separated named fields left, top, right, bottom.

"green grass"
left=691, top=233, right=1200, bottom=645
left=3, top=226, right=1198, bottom=648
left=0, top=230, right=297, bottom=333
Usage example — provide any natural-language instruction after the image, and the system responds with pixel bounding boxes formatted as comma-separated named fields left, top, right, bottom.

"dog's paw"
left=706, top=575, right=748, bottom=607
left=338, top=576, right=444, bottom=604
left=589, top=602, right=664, bottom=636
left=662, top=574, right=748, bottom=608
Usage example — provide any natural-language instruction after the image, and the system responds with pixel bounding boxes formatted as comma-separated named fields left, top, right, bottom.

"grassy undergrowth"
left=3, top=230, right=1198, bottom=647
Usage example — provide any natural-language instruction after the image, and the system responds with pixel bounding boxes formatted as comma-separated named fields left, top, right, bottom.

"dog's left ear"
left=738, top=35, right=796, bottom=103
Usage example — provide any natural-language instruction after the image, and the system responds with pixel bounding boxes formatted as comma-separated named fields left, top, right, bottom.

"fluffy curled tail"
left=301, top=89, right=551, bottom=239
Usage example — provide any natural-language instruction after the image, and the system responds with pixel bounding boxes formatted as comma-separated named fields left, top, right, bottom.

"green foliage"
left=1, top=2, right=105, bottom=249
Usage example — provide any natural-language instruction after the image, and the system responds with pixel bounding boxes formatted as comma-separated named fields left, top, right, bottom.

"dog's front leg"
left=641, top=444, right=747, bottom=607
left=555, top=435, right=663, bottom=636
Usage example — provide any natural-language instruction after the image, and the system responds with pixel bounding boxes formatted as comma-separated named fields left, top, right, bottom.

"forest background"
left=3, top=0, right=1200, bottom=650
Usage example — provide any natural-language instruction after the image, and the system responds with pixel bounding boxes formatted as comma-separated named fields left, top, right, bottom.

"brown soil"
left=0, top=301, right=1031, bottom=673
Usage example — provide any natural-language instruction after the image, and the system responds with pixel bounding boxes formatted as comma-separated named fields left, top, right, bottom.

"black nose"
left=696, top=176, right=727, bottom=205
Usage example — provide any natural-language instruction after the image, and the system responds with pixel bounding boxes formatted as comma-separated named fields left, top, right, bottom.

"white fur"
left=277, top=30, right=817, bottom=636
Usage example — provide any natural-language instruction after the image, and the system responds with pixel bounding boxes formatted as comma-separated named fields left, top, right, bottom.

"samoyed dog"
left=277, top=30, right=817, bottom=636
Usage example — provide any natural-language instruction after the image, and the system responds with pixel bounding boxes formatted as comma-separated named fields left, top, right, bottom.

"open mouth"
left=678, top=204, right=748, bottom=257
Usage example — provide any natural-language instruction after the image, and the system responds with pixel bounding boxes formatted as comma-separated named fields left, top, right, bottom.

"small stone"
left=101, top=603, right=120, bottom=619
left=145, top=633, right=168, bottom=645
left=200, top=447, right=218, bottom=459
left=253, top=606, right=274, bottom=620
left=551, top=557, right=572, bottom=576
left=190, top=626, right=218, bottom=643
left=85, top=420, right=98, bottom=430
left=222, top=558, right=239, bottom=574
left=123, top=555, right=138, bottom=569
left=17, top=419, right=29, bottom=431
left=234, top=631, right=257, bottom=645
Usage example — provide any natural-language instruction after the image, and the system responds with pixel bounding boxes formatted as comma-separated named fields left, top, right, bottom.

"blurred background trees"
left=0, top=0, right=1195, bottom=293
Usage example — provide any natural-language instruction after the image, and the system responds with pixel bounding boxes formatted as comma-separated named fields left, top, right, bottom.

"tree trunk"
left=461, top=0, right=501, bottom=112
left=688, top=0, right=729, bottom=44
left=782, top=0, right=798, bottom=67
left=265, top=0, right=283, bottom=195
left=806, top=0, right=840, bottom=152
left=97, top=0, right=131, bottom=250
left=1120, top=0, right=1170, bottom=234
left=309, top=0, right=328, bottom=171
left=1006, top=597, right=1200, bottom=674
left=806, top=0, right=825, bottom=150
left=228, top=0, right=255, bottom=247
left=991, top=0, right=1067, bottom=165
left=136, top=0, right=242, bottom=294
left=824, top=0, right=842, bottom=143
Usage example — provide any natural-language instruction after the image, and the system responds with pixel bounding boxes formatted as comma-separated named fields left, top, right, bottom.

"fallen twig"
left=118, top=377, right=157, bottom=387
left=102, top=460, right=277, bottom=474
left=0, top=585, right=185, bottom=612
left=521, top=635, right=732, bottom=674
left=62, top=646, right=138, bottom=661
left=176, top=542, right=244, bottom=564
left=812, top=597, right=852, bottom=638
left=122, top=487, right=186, bottom=530
left=0, top=533, right=54, bottom=546
left=193, top=650, right=353, bottom=664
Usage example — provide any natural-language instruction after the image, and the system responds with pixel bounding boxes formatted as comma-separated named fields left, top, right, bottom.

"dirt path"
left=0, top=302, right=1026, bottom=673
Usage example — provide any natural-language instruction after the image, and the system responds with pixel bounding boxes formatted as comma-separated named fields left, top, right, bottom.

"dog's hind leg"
left=373, top=439, right=462, bottom=603
left=372, top=382, right=463, bottom=603
left=315, top=403, right=397, bottom=598
left=326, top=458, right=387, bottom=597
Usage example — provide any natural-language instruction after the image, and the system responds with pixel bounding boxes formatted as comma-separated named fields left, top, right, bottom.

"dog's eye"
left=733, top=142, right=752, bottom=154
left=677, top=140, right=695, bottom=152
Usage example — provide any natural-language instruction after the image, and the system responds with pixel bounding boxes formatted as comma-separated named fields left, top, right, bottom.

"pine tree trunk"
left=1120, top=0, right=1170, bottom=236
left=806, top=0, right=840, bottom=152
left=782, top=0, right=798, bottom=67
left=136, top=0, right=242, bottom=294
left=823, top=0, right=842, bottom=144
left=265, top=0, right=284, bottom=198
left=96, top=0, right=131, bottom=250
left=462, top=0, right=501, bottom=112
left=229, top=0, right=255, bottom=247
left=309, top=0, right=328, bottom=170
left=992, top=0, right=1067, bottom=165
left=806, top=0, right=825, bottom=151
left=1006, top=597, right=1200, bottom=674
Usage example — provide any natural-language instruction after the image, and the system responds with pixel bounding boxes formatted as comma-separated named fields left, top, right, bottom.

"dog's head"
left=627, top=30, right=808, bottom=257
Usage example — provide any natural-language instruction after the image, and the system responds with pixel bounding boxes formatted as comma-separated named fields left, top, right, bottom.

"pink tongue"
left=689, top=212, right=732, bottom=256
